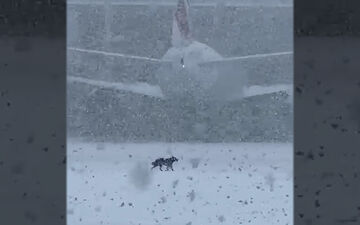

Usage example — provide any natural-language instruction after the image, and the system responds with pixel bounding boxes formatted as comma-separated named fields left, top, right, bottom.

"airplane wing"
left=67, top=76, right=164, bottom=99
left=198, top=51, right=293, bottom=100
left=243, top=84, right=292, bottom=98
left=68, top=48, right=293, bottom=101
left=198, top=51, right=293, bottom=88
left=200, top=51, right=293, bottom=64
left=68, top=47, right=171, bottom=63
left=68, top=47, right=173, bottom=84
left=68, top=48, right=292, bottom=63
left=68, top=76, right=292, bottom=103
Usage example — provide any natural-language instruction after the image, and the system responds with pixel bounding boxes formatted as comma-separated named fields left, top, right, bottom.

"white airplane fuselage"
left=155, top=0, right=233, bottom=103
left=157, top=40, right=225, bottom=101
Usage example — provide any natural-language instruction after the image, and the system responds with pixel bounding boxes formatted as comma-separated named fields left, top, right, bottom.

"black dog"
left=151, top=156, right=179, bottom=171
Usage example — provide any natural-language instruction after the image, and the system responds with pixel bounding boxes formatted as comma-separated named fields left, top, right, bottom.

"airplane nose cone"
left=158, top=41, right=223, bottom=101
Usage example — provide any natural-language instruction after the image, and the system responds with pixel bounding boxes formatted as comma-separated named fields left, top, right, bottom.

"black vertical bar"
left=295, top=0, right=360, bottom=224
left=0, top=1, right=66, bottom=225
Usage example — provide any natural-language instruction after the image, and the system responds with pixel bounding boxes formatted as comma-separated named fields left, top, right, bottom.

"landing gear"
left=180, top=57, right=185, bottom=68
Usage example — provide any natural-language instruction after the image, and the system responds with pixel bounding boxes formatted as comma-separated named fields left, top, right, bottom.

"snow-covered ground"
left=67, top=140, right=293, bottom=225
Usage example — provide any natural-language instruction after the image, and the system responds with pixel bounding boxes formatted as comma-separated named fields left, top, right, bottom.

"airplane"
left=67, top=0, right=293, bottom=107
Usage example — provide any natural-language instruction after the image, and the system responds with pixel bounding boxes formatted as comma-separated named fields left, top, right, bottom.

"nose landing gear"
left=180, top=57, right=185, bottom=68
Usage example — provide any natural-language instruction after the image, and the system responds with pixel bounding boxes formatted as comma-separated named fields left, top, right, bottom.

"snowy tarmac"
left=67, top=140, right=293, bottom=225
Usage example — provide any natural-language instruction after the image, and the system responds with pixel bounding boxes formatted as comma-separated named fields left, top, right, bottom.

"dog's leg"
left=159, top=165, right=163, bottom=171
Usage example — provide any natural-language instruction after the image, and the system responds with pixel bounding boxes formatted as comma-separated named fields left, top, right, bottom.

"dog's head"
left=170, top=156, right=179, bottom=162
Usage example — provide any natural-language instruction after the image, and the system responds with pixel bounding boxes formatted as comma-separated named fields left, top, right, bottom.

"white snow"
left=67, top=140, right=293, bottom=225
